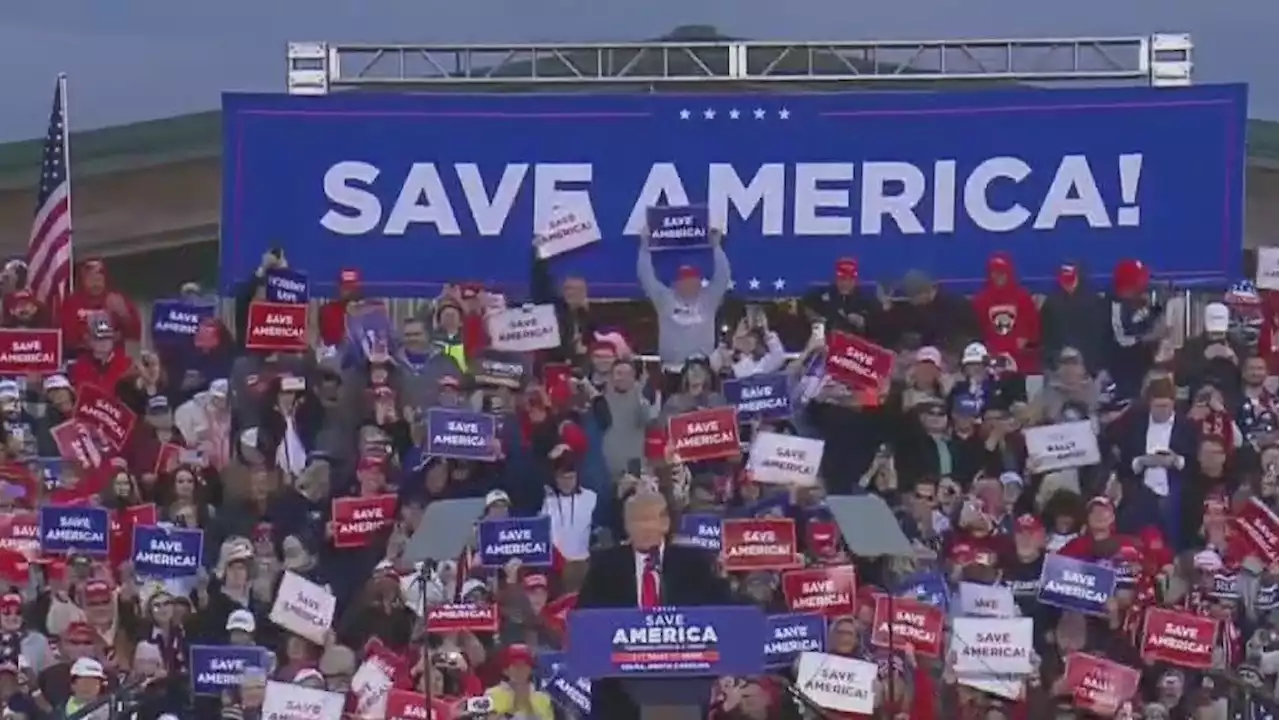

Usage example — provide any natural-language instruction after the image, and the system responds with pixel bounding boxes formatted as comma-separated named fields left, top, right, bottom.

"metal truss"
left=286, top=34, right=1193, bottom=94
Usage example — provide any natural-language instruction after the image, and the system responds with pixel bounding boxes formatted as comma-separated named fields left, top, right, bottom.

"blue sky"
left=0, top=0, right=1274, bottom=142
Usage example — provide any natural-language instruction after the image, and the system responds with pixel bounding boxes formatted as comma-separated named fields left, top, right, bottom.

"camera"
left=463, top=696, right=494, bottom=715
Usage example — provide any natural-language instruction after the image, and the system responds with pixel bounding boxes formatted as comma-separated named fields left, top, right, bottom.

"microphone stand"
left=414, top=560, right=436, bottom=713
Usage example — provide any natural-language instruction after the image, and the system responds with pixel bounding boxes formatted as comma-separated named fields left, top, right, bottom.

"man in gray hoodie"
left=637, top=227, right=731, bottom=388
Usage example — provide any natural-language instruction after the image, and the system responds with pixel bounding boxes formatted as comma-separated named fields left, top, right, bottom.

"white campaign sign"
left=958, top=582, right=1017, bottom=618
left=262, top=681, right=347, bottom=720
left=535, top=201, right=602, bottom=259
left=795, top=652, right=876, bottom=714
left=1025, top=420, right=1101, bottom=472
left=352, top=656, right=395, bottom=719
left=487, top=304, right=562, bottom=353
left=1258, top=247, right=1280, bottom=291
left=269, top=571, right=337, bottom=645
left=952, top=617, right=1034, bottom=676
left=747, top=432, right=824, bottom=486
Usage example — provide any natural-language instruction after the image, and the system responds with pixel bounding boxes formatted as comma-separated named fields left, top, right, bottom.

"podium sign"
left=566, top=605, right=766, bottom=678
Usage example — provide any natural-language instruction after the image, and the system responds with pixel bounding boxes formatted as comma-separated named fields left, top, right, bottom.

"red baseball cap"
left=1086, top=496, right=1114, bottom=513
left=1014, top=514, right=1044, bottom=534
left=83, top=579, right=113, bottom=605
left=522, top=574, right=549, bottom=591
left=501, top=644, right=535, bottom=669
left=834, top=258, right=858, bottom=280
left=338, top=268, right=360, bottom=287
left=807, top=521, right=840, bottom=556
left=676, top=265, right=701, bottom=281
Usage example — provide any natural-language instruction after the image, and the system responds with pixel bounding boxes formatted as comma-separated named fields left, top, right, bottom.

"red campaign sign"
left=1140, top=607, right=1218, bottom=669
left=824, top=331, right=895, bottom=392
left=0, top=328, right=61, bottom=376
left=869, top=595, right=946, bottom=658
left=1065, top=653, right=1141, bottom=716
left=385, top=689, right=455, bottom=720
left=425, top=603, right=498, bottom=634
left=1234, top=497, right=1279, bottom=566
left=781, top=565, right=856, bottom=617
left=721, top=518, right=801, bottom=571
left=666, top=406, right=741, bottom=462
left=50, top=420, right=108, bottom=470
left=109, top=504, right=157, bottom=568
left=245, top=301, right=309, bottom=352
left=73, top=384, right=137, bottom=451
left=0, top=512, right=40, bottom=562
left=331, top=494, right=398, bottom=548
left=154, top=443, right=183, bottom=476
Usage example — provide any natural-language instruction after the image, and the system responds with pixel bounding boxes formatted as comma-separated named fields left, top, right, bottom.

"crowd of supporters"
left=0, top=230, right=1270, bottom=720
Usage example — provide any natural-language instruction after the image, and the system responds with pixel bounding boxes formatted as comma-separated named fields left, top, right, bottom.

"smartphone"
left=463, top=696, right=494, bottom=714
left=745, top=304, right=768, bottom=329
left=626, top=458, right=643, bottom=477
left=810, top=321, right=826, bottom=340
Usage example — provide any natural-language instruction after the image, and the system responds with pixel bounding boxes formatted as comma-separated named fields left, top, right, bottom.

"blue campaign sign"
left=190, top=645, right=271, bottom=696
left=764, top=613, right=826, bottom=669
left=1037, top=553, right=1117, bottom=616
left=536, top=651, right=593, bottom=717
left=724, top=373, right=792, bottom=421
left=566, top=605, right=767, bottom=678
left=646, top=206, right=710, bottom=251
left=477, top=516, right=552, bottom=567
left=675, top=513, right=722, bottom=552
left=425, top=408, right=497, bottom=460
left=38, top=506, right=109, bottom=556
left=264, top=268, right=310, bottom=304
left=151, top=300, right=217, bottom=342
left=132, top=526, right=204, bottom=579
left=222, top=86, right=1245, bottom=298
left=894, top=570, right=951, bottom=613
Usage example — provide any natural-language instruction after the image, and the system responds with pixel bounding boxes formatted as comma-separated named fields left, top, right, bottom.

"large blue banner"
left=222, top=86, right=1245, bottom=298
left=565, top=606, right=767, bottom=677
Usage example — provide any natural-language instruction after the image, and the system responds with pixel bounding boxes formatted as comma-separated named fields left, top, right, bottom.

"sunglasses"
left=915, top=491, right=936, bottom=502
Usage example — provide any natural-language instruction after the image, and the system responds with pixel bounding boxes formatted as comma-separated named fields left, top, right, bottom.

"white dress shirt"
left=1134, top=414, right=1183, bottom=497
left=634, top=543, right=666, bottom=607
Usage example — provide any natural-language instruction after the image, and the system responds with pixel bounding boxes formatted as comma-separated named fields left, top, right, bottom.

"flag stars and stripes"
left=27, top=77, right=72, bottom=305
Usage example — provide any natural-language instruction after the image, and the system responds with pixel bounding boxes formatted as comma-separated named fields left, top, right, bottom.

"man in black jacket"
left=576, top=491, right=732, bottom=720
left=800, top=257, right=885, bottom=342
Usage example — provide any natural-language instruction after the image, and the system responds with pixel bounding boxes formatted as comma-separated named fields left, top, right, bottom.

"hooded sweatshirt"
left=637, top=244, right=731, bottom=370
left=970, top=252, right=1041, bottom=372
left=1039, top=264, right=1108, bottom=373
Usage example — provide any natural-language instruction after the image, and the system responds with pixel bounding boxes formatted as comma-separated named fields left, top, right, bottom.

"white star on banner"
left=700, top=278, right=711, bottom=288
left=728, top=109, right=741, bottom=120
left=753, top=108, right=766, bottom=120
left=779, top=109, right=791, bottom=120
left=773, top=278, right=787, bottom=291
left=748, top=278, right=761, bottom=290
left=703, top=108, right=717, bottom=120
left=679, top=109, right=691, bottom=120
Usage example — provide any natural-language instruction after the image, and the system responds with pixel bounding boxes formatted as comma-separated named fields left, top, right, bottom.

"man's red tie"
left=640, top=553, right=660, bottom=609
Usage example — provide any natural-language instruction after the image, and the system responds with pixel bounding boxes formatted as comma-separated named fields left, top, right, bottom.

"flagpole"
left=57, top=72, right=73, bottom=298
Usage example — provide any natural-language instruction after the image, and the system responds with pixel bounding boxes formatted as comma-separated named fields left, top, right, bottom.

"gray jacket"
left=638, top=244, right=731, bottom=370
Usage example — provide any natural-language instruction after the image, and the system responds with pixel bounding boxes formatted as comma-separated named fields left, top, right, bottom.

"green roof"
left=0, top=27, right=1273, bottom=188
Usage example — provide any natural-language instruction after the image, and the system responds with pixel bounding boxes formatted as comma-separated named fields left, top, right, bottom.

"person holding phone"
left=800, top=257, right=884, bottom=340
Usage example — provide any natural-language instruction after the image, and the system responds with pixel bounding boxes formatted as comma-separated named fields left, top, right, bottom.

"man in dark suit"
left=576, top=491, right=732, bottom=720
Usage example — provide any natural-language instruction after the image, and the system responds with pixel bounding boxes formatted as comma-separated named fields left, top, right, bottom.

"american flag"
left=26, top=76, right=73, bottom=304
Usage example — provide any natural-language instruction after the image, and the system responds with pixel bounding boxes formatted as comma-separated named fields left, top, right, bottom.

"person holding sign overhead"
left=577, top=491, right=733, bottom=720
left=637, top=224, right=731, bottom=394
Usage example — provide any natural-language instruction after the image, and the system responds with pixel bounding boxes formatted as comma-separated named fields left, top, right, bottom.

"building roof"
left=0, top=26, right=1274, bottom=188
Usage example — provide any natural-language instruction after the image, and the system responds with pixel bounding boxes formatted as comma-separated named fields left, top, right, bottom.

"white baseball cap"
left=226, top=609, right=256, bottom=633
left=1203, top=302, right=1230, bottom=334
left=961, top=342, right=989, bottom=365
left=70, top=657, right=106, bottom=679
left=484, top=489, right=511, bottom=508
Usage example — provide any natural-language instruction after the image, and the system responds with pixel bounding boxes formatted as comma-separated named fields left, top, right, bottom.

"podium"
left=564, top=605, right=767, bottom=720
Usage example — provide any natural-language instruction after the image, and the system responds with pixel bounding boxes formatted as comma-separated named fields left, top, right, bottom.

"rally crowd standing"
left=0, top=230, right=1270, bottom=720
